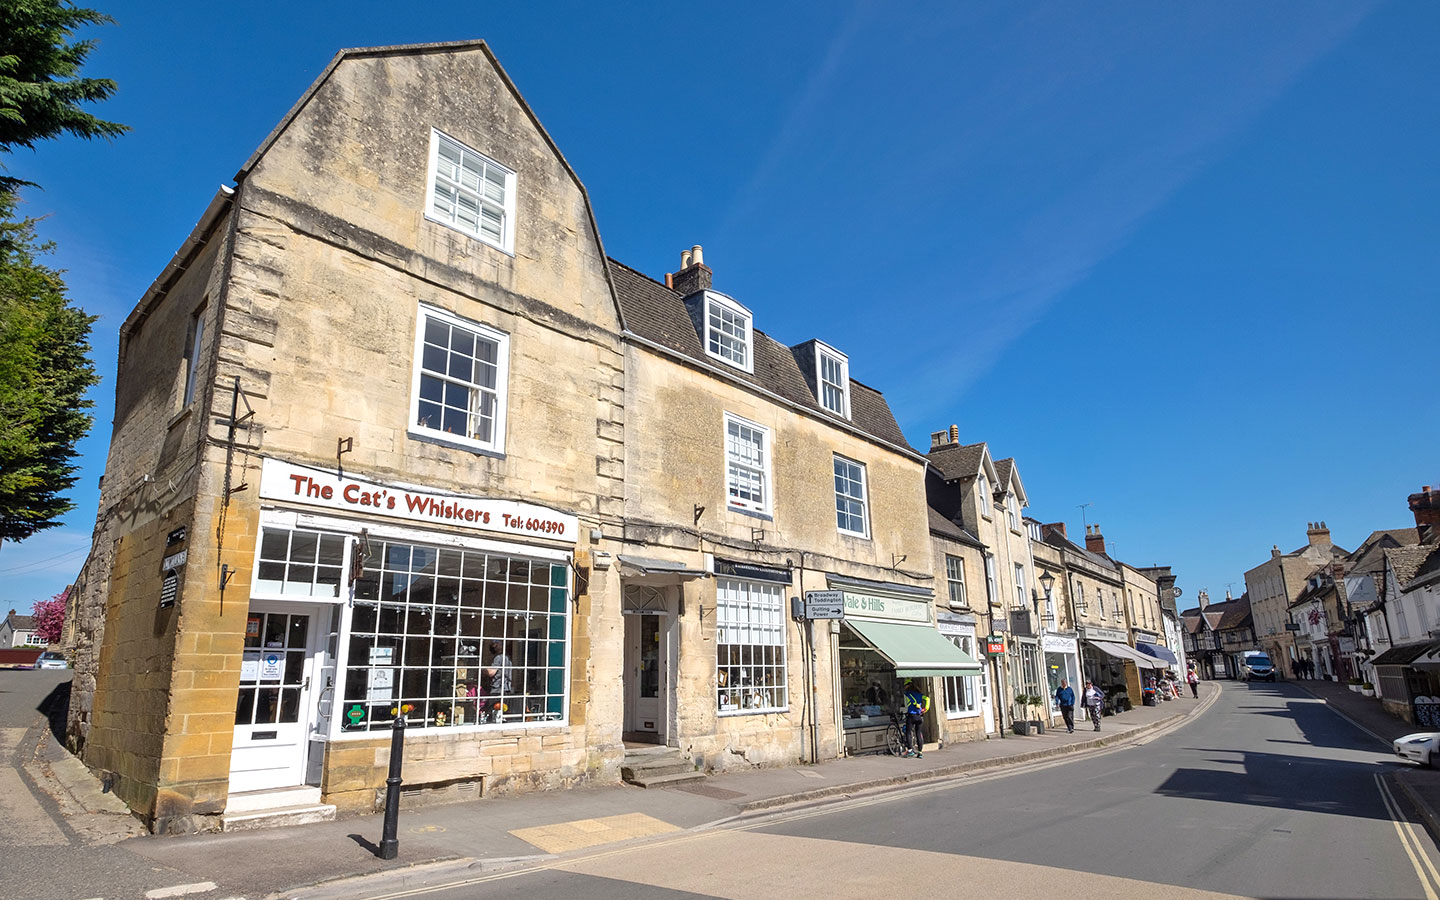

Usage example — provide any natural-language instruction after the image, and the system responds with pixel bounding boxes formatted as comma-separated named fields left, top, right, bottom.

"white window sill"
left=407, top=428, right=506, bottom=459
left=946, top=709, right=981, bottom=720
left=718, top=707, right=789, bottom=718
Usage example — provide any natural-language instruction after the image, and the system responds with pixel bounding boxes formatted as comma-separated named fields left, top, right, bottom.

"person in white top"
left=1082, top=680, right=1105, bottom=731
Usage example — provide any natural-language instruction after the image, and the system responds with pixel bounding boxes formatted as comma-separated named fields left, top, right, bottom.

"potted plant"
left=1011, top=695, right=1035, bottom=735
left=1362, top=681, right=1375, bottom=697
left=1348, top=678, right=1363, bottom=693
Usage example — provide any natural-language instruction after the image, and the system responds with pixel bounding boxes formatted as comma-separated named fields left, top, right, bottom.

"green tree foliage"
left=0, top=194, right=98, bottom=542
left=0, top=0, right=127, bottom=190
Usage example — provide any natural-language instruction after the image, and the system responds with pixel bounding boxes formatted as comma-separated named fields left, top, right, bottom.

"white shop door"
left=230, top=604, right=322, bottom=794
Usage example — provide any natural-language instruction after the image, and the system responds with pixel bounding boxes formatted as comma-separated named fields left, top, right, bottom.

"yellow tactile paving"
left=509, top=812, right=681, bottom=854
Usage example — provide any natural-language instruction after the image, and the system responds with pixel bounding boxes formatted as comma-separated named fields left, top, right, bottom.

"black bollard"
left=377, top=712, right=406, bottom=859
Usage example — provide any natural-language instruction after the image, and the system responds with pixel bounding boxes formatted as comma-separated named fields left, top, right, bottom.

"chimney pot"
left=1085, top=525, right=1107, bottom=555
left=949, top=424, right=958, bottom=443
left=691, top=244, right=704, bottom=266
left=680, top=249, right=692, bottom=269
left=669, top=245, right=713, bottom=296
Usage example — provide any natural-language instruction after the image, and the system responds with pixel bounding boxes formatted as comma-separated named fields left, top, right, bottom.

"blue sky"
left=3, top=1, right=1435, bottom=612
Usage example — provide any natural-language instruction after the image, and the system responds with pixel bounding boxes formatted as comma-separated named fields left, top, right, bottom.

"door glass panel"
left=263, top=614, right=287, bottom=649
left=640, top=616, right=660, bottom=699
left=279, top=688, right=300, bottom=724
left=256, top=687, right=281, bottom=723
left=236, top=687, right=256, bottom=725
left=284, top=651, right=305, bottom=685
left=287, top=615, right=309, bottom=648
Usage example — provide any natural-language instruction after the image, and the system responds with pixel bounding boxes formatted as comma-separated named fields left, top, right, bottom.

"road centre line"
left=1376, top=773, right=1440, bottom=900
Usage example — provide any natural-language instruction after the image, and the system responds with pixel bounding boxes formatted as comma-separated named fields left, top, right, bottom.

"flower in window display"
left=389, top=703, right=415, bottom=716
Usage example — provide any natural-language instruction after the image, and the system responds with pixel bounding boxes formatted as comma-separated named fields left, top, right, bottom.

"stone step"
left=221, top=802, right=336, bottom=832
left=622, top=760, right=693, bottom=781
left=625, top=770, right=708, bottom=789
left=225, top=785, right=322, bottom=814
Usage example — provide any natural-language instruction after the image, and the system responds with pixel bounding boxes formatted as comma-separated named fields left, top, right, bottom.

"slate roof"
left=994, top=458, right=1014, bottom=489
left=1371, top=641, right=1437, bottom=667
left=1215, top=595, right=1253, bottom=631
left=928, top=508, right=985, bottom=548
left=609, top=260, right=913, bottom=453
left=4, top=611, right=35, bottom=631
left=926, top=442, right=987, bottom=482
left=1044, top=530, right=1118, bottom=572
left=1387, top=545, right=1437, bottom=590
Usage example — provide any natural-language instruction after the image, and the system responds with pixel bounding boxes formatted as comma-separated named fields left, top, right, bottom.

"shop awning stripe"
left=1089, top=640, right=1166, bottom=669
left=847, top=619, right=983, bottom=674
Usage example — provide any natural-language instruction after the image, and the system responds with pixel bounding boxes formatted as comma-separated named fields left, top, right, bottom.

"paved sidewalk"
left=119, top=683, right=1217, bottom=899
left=1291, top=677, right=1440, bottom=845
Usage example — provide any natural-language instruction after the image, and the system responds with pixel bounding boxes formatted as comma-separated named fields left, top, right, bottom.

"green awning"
left=847, top=619, right=983, bottom=677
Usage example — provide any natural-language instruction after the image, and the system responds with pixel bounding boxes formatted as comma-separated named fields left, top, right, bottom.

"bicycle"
left=884, top=711, right=907, bottom=757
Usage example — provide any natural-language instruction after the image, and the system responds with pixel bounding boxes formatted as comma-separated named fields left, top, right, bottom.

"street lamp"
left=1038, top=569, right=1056, bottom=630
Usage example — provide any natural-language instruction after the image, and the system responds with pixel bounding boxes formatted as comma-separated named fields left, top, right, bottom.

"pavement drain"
left=509, top=812, right=679, bottom=853
left=671, top=784, right=746, bottom=800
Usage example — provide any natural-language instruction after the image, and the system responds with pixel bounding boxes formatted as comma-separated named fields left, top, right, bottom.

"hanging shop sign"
left=1079, top=625, right=1128, bottom=644
left=259, top=458, right=578, bottom=543
left=985, top=636, right=1006, bottom=656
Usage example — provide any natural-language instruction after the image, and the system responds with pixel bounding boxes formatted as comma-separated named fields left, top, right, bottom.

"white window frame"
left=182, top=303, right=206, bottom=408
left=943, top=634, right=980, bottom=718
left=833, top=454, right=869, bottom=538
left=425, top=129, right=517, bottom=255
left=1014, top=563, right=1027, bottom=608
left=815, top=342, right=850, bottom=418
left=978, top=474, right=991, bottom=516
left=1006, top=494, right=1019, bottom=531
left=724, top=413, right=772, bottom=515
left=715, top=578, right=788, bottom=715
left=702, top=292, right=754, bottom=373
left=945, top=555, right=967, bottom=608
left=408, top=303, right=511, bottom=455
left=985, top=555, right=997, bottom=605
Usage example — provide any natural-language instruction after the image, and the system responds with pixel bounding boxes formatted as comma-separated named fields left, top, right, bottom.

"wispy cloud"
left=715, top=0, right=875, bottom=240
left=886, top=3, right=1380, bottom=424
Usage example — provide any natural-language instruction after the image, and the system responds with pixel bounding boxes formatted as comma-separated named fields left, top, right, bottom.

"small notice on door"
left=241, top=651, right=260, bottom=681
left=260, top=652, right=284, bottom=680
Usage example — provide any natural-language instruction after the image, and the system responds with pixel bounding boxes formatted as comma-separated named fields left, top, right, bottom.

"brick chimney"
left=1197, top=589, right=1209, bottom=609
left=1085, top=524, right=1106, bottom=555
left=930, top=424, right=960, bottom=451
left=669, top=245, right=712, bottom=296
left=1306, top=521, right=1331, bottom=548
left=1042, top=522, right=1067, bottom=540
left=1412, top=485, right=1439, bottom=544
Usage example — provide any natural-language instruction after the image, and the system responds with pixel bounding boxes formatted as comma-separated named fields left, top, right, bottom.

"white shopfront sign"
left=1042, top=635, right=1078, bottom=654
left=259, top=458, right=578, bottom=544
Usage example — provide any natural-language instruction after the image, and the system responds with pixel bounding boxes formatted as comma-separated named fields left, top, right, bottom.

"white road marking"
left=1376, top=773, right=1440, bottom=900
left=144, top=882, right=219, bottom=899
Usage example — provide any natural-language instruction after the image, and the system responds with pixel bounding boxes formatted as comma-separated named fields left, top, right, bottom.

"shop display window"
left=340, top=537, right=568, bottom=732
left=715, top=578, right=787, bottom=714
left=839, top=632, right=900, bottom=729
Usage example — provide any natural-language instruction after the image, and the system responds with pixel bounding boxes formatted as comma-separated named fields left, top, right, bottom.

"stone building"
left=66, top=40, right=979, bottom=832
left=1244, top=522, right=1349, bottom=680
left=67, top=41, right=631, bottom=832
left=925, top=431, right=1042, bottom=731
left=928, top=500, right=999, bottom=741
left=609, top=255, right=976, bottom=765
left=1028, top=519, right=1079, bottom=725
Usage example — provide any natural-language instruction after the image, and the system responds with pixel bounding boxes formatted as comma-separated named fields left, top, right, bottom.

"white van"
left=1241, top=651, right=1275, bottom=682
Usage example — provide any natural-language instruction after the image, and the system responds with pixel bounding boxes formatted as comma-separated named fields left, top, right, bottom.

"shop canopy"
left=1383, top=641, right=1440, bottom=669
left=1135, top=641, right=1179, bottom=666
left=1089, top=640, right=1166, bottom=670
left=846, top=619, right=983, bottom=677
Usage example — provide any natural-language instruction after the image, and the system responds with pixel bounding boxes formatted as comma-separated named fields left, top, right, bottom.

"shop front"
left=1134, top=634, right=1179, bottom=676
left=1041, top=633, right=1079, bottom=723
left=246, top=458, right=580, bottom=809
left=833, top=577, right=980, bottom=755
left=1079, top=625, right=1150, bottom=712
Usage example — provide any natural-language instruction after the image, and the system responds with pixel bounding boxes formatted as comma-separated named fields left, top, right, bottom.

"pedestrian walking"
left=1186, top=666, right=1199, bottom=698
left=1082, top=680, right=1104, bottom=731
left=1055, top=679, right=1076, bottom=733
left=902, top=679, right=930, bottom=758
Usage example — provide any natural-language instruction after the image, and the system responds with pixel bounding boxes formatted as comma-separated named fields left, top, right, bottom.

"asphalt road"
left=340, top=681, right=1440, bottom=900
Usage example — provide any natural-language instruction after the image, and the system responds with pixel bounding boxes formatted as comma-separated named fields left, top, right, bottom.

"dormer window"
left=703, top=292, right=753, bottom=372
left=978, top=474, right=991, bottom=516
left=815, top=343, right=850, bottom=417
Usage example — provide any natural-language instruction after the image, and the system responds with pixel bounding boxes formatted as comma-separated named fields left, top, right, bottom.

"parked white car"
left=1393, top=732, right=1440, bottom=767
left=33, top=651, right=67, bottom=670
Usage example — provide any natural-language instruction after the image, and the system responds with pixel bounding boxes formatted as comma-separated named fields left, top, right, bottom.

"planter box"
left=1012, top=721, right=1033, bottom=736
left=1032, top=720, right=1045, bottom=734
left=1349, top=684, right=1362, bottom=692
left=1362, top=688, right=1375, bottom=697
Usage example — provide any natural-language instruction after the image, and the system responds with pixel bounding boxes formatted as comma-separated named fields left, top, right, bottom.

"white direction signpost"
left=804, top=590, right=845, bottom=620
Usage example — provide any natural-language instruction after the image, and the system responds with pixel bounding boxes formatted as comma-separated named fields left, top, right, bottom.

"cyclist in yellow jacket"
left=902, top=679, right=930, bottom=758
